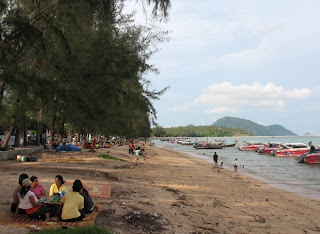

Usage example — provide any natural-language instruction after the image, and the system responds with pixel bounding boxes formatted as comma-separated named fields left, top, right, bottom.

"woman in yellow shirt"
left=57, top=180, right=93, bottom=222
left=49, top=175, right=68, bottom=197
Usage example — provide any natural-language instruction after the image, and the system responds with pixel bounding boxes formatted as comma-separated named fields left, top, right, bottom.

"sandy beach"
left=1, top=143, right=320, bottom=233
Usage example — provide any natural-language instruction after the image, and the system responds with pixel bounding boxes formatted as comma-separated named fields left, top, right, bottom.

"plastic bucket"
left=16, top=155, right=22, bottom=162
left=21, top=156, right=27, bottom=162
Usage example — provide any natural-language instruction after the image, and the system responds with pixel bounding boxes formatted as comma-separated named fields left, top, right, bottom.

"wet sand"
left=1, top=143, right=320, bottom=233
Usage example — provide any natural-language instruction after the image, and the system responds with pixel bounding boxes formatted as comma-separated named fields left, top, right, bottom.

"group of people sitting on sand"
left=11, top=174, right=100, bottom=222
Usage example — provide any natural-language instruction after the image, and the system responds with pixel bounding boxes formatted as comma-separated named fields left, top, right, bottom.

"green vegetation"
left=98, top=154, right=127, bottom=161
left=0, top=0, right=172, bottom=148
left=38, top=225, right=111, bottom=234
left=152, top=125, right=250, bottom=137
left=212, top=116, right=297, bottom=136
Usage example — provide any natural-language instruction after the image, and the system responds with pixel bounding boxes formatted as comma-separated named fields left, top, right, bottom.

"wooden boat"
left=223, top=142, right=237, bottom=147
left=195, top=144, right=223, bottom=149
left=222, top=140, right=238, bottom=147
left=194, top=140, right=224, bottom=149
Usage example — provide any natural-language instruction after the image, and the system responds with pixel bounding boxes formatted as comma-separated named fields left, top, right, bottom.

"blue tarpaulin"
left=55, top=144, right=81, bottom=152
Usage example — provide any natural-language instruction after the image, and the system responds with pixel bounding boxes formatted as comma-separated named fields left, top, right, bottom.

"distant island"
left=212, top=116, right=297, bottom=136
left=152, top=116, right=296, bottom=137
left=152, top=124, right=250, bottom=137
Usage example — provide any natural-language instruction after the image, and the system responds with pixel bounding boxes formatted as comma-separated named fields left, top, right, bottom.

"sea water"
left=152, top=136, right=320, bottom=200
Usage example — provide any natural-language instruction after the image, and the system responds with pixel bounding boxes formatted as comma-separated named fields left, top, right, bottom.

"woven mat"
left=64, top=182, right=111, bottom=199
left=0, top=209, right=100, bottom=230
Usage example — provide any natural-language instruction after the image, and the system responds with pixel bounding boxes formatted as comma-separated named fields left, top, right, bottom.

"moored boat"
left=274, top=143, right=310, bottom=157
left=239, top=140, right=266, bottom=151
left=257, top=142, right=281, bottom=154
left=195, top=144, right=223, bottom=149
left=304, top=153, right=320, bottom=163
left=223, top=142, right=237, bottom=147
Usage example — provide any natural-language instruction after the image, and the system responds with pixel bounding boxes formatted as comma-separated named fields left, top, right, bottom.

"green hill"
left=152, top=124, right=250, bottom=137
left=212, top=116, right=297, bottom=136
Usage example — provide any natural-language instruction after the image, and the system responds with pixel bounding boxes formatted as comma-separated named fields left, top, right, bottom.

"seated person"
left=49, top=175, right=68, bottom=197
left=30, top=176, right=46, bottom=199
left=11, top=173, right=28, bottom=213
left=58, top=180, right=93, bottom=222
left=17, top=178, right=58, bottom=222
left=77, top=180, right=100, bottom=213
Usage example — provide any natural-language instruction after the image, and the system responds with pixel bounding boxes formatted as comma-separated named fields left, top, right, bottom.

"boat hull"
left=275, top=149, right=310, bottom=157
left=305, top=153, right=320, bottom=164
left=195, top=145, right=223, bottom=149
left=223, top=143, right=236, bottom=147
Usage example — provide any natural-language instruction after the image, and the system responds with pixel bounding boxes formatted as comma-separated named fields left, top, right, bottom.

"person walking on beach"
left=234, top=158, right=238, bottom=172
left=213, top=152, right=218, bottom=166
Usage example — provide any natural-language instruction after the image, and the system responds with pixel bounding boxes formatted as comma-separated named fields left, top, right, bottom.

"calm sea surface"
left=152, top=136, right=320, bottom=200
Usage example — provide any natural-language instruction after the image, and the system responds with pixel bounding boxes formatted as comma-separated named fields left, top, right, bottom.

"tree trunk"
left=49, top=114, right=56, bottom=145
left=14, top=128, right=21, bottom=147
left=37, top=105, right=43, bottom=146
left=3, top=99, right=20, bottom=150
left=0, top=80, right=5, bottom=107
left=23, top=111, right=27, bottom=146
left=3, top=117, right=15, bottom=150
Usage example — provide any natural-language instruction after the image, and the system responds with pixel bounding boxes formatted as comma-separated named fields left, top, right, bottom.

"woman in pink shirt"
left=30, top=176, right=46, bottom=199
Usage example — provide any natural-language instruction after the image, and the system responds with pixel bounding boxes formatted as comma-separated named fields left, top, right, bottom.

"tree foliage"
left=0, top=0, right=171, bottom=141
left=152, top=125, right=251, bottom=137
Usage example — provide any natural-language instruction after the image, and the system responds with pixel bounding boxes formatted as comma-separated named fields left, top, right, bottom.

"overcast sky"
left=125, top=0, right=320, bottom=135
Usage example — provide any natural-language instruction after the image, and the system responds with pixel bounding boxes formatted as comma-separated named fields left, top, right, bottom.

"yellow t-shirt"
left=49, top=184, right=68, bottom=196
left=61, top=191, right=84, bottom=220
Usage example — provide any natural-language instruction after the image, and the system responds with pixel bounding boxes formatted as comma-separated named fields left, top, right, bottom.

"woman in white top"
left=17, top=178, right=58, bottom=222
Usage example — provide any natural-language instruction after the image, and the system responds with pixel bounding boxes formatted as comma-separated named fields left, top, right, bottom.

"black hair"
left=30, top=176, right=37, bottom=182
left=18, top=174, right=29, bottom=185
left=72, top=179, right=83, bottom=192
left=19, top=180, right=30, bottom=199
left=55, top=175, right=65, bottom=184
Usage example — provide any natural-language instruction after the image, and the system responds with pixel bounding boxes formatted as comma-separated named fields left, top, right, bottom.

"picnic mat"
left=64, top=182, right=111, bottom=199
left=0, top=209, right=100, bottom=230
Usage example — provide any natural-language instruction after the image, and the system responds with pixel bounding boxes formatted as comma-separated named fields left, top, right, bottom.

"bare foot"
left=50, top=217, right=59, bottom=222
left=45, top=213, right=50, bottom=222
left=94, top=205, right=101, bottom=212
left=82, top=217, right=94, bottom=221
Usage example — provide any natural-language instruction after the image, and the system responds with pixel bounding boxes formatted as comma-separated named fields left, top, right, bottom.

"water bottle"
left=60, top=190, right=66, bottom=198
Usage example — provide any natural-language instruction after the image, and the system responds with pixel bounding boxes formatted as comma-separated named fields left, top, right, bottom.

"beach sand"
left=1, top=143, right=320, bottom=233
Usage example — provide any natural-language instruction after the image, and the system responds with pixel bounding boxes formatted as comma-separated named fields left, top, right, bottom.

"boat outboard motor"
left=296, top=153, right=308, bottom=163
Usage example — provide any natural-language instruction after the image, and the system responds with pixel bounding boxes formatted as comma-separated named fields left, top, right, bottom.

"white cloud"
left=206, top=107, right=239, bottom=113
left=172, top=103, right=191, bottom=112
left=173, top=82, right=311, bottom=113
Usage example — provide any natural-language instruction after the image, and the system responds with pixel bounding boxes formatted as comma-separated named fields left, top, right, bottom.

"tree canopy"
left=0, top=0, right=171, bottom=144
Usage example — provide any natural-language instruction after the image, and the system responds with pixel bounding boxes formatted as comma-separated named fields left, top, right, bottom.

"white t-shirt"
left=135, top=149, right=141, bottom=155
left=234, top=160, right=238, bottom=166
left=18, top=190, right=38, bottom=210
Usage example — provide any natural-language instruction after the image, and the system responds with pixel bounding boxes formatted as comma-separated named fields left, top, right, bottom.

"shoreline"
left=154, top=140, right=320, bottom=201
left=1, top=144, right=320, bottom=233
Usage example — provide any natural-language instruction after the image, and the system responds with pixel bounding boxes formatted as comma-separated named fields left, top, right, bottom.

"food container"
left=16, top=155, right=22, bottom=162
left=21, top=156, right=27, bottom=162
